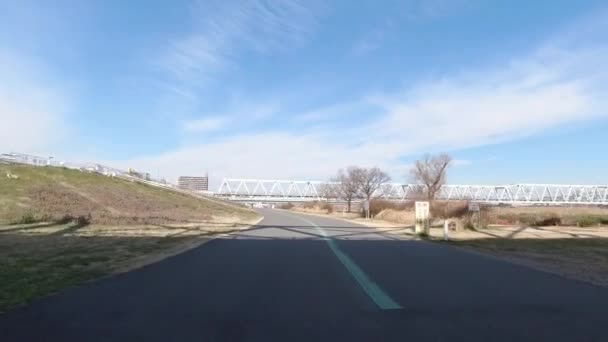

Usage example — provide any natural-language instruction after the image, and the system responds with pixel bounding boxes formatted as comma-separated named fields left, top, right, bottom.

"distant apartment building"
left=178, top=175, right=209, bottom=192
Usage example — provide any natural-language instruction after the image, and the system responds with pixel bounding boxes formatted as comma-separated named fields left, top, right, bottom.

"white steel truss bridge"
left=216, top=179, right=608, bottom=205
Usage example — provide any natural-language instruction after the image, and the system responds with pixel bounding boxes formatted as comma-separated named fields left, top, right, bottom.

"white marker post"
left=443, top=220, right=449, bottom=241
left=363, top=199, right=370, bottom=220
left=415, top=201, right=430, bottom=234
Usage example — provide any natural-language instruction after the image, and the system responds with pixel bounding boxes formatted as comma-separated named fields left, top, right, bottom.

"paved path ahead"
left=2, top=209, right=608, bottom=341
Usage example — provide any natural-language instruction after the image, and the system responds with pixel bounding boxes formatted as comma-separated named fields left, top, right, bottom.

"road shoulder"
left=0, top=216, right=264, bottom=313
left=282, top=209, right=608, bottom=288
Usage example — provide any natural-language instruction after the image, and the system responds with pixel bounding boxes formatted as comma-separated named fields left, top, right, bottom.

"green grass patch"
left=572, top=215, right=608, bottom=227
left=0, top=234, right=191, bottom=313
left=450, top=237, right=608, bottom=256
left=0, top=254, right=107, bottom=313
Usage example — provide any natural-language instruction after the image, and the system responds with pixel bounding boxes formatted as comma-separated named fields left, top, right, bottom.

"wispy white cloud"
left=403, top=0, right=474, bottom=21
left=352, top=25, right=388, bottom=55
left=114, top=132, right=411, bottom=188
left=369, top=45, right=606, bottom=152
left=452, top=159, right=472, bottom=167
left=160, top=0, right=321, bottom=87
left=242, top=102, right=281, bottom=121
left=352, top=0, right=472, bottom=55
left=293, top=102, right=365, bottom=122
left=181, top=117, right=225, bottom=133
left=452, top=157, right=499, bottom=167
left=179, top=100, right=280, bottom=136
left=0, top=51, right=69, bottom=154
left=121, top=12, right=608, bottom=185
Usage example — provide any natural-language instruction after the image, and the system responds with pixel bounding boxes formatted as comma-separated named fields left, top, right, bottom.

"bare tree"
left=332, top=167, right=361, bottom=212
left=409, top=153, right=452, bottom=204
left=353, top=167, right=391, bottom=202
left=318, top=182, right=337, bottom=203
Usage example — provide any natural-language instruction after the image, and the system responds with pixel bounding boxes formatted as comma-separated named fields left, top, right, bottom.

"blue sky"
left=1, top=0, right=607, bottom=187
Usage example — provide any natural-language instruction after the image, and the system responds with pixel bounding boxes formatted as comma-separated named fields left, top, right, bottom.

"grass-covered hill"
left=0, top=164, right=261, bottom=312
left=0, top=164, right=258, bottom=225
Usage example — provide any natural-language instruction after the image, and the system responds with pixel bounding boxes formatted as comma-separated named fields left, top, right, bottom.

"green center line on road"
left=296, top=216, right=403, bottom=310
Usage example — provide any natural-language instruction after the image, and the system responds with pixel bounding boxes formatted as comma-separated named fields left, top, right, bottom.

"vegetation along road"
left=2, top=208, right=608, bottom=341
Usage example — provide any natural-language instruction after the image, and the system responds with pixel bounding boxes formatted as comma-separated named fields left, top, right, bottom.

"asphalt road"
left=2, top=209, right=608, bottom=341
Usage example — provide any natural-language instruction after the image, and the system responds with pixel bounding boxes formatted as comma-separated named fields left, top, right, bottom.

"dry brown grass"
left=486, top=206, right=608, bottom=226
left=0, top=164, right=261, bottom=312
left=290, top=203, right=608, bottom=287
left=448, top=237, right=608, bottom=287
left=293, top=201, right=335, bottom=214
left=345, top=202, right=608, bottom=228
left=375, top=208, right=416, bottom=225
left=490, top=206, right=608, bottom=217
left=423, top=219, right=608, bottom=287
left=0, top=164, right=258, bottom=225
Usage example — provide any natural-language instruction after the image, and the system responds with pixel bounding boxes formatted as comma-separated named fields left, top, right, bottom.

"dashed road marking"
left=295, top=215, right=402, bottom=310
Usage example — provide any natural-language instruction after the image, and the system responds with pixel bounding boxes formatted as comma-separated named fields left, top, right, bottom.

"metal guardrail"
left=1, top=152, right=167, bottom=182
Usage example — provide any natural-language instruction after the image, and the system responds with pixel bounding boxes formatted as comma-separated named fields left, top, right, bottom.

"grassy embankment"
left=0, top=164, right=260, bottom=312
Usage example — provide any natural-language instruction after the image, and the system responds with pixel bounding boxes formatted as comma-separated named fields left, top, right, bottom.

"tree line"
left=326, top=153, right=452, bottom=213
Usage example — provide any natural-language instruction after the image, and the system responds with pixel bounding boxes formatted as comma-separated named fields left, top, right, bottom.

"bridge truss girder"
left=216, top=179, right=608, bottom=205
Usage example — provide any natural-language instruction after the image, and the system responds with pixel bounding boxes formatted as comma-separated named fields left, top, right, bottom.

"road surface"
left=2, top=209, right=608, bottom=341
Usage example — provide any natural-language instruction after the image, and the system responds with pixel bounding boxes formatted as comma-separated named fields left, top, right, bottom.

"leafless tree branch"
left=409, top=152, right=452, bottom=214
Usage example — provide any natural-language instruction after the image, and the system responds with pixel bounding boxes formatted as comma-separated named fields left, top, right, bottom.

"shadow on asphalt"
left=0, top=221, right=410, bottom=312
left=226, top=223, right=415, bottom=240
left=3, top=223, right=608, bottom=341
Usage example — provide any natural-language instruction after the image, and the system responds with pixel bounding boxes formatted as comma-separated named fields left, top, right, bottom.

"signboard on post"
left=415, top=201, right=430, bottom=234
left=468, top=202, right=480, bottom=212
